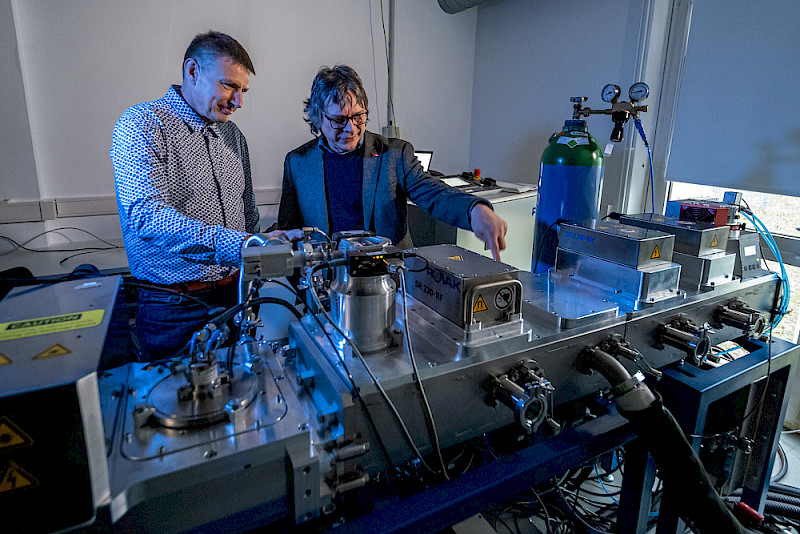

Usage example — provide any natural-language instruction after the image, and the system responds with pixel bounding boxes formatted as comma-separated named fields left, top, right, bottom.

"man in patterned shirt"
left=111, top=31, right=295, bottom=361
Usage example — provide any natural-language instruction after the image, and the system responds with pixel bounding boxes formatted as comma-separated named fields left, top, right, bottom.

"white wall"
left=0, top=0, right=38, bottom=200
left=1, top=0, right=476, bottom=243
left=392, top=2, right=477, bottom=174
left=469, top=0, right=672, bottom=215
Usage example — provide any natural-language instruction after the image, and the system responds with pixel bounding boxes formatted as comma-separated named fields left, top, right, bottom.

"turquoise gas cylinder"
left=532, top=119, right=604, bottom=273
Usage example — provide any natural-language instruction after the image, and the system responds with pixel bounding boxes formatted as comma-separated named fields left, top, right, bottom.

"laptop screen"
left=415, top=150, right=433, bottom=172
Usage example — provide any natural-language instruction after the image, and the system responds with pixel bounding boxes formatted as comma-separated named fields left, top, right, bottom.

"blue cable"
left=188, top=331, right=199, bottom=354
left=746, top=211, right=790, bottom=317
left=593, top=464, right=620, bottom=505
left=633, top=116, right=656, bottom=214
left=739, top=209, right=790, bottom=329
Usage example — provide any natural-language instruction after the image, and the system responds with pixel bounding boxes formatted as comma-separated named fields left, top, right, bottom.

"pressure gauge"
left=602, top=84, right=621, bottom=103
left=629, top=82, right=650, bottom=102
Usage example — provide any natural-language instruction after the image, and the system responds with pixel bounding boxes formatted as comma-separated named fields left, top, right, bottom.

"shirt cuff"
left=217, top=230, right=251, bottom=266
left=467, top=199, right=494, bottom=228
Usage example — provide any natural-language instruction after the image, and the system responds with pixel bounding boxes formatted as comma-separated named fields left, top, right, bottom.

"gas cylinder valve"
left=571, top=82, right=649, bottom=143
left=712, top=299, right=766, bottom=340
left=655, top=315, right=712, bottom=367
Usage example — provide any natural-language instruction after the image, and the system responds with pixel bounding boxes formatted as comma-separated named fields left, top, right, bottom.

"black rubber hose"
left=724, top=495, right=800, bottom=520
left=582, top=348, right=752, bottom=534
left=762, top=500, right=800, bottom=518
left=769, top=482, right=800, bottom=499
left=621, top=401, right=752, bottom=534
left=729, top=488, right=800, bottom=507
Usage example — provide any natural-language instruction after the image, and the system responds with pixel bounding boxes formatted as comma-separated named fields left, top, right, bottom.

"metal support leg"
left=618, top=439, right=657, bottom=533
left=656, top=337, right=798, bottom=532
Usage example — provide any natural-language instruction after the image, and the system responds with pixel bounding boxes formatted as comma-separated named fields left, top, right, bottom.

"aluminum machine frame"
left=0, top=219, right=793, bottom=533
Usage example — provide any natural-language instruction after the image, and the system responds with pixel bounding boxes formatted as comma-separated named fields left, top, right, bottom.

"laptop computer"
left=414, top=150, right=433, bottom=172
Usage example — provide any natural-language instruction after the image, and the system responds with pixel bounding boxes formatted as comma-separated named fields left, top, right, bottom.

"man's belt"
left=136, top=273, right=238, bottom=294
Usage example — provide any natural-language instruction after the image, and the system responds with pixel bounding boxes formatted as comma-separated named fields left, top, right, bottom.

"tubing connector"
left=655, top=315, right=712, bottom=367
left=577, top=343, right=657, bottom=413
left=713, top=299, right=766, bottom=340
left=488, top=361, right=558, bottom=435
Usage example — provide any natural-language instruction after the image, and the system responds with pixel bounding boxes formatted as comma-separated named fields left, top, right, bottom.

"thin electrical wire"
left=533, top=219, right=564, bottom=273
left=530, top=487, right=554, bottom=534
left=688, top=327, right=774, bottom=441
left=646, top=144, right=656, bottom=214
left=258, top=266, right=400, bottom=477
left=0, top=227, right=122, bottom=256
left=398, top=266, right=449, bottom=480
left=306, top=262, right=440, bottom=476
left=367, top=0, right=382, bottom=128
left=772, top=442, right=788, bottom=483
left=557, top=484, right=612, bottom=532
left=379, top=0, right=397, bottom=129
left=592, top=465, right=619, bottom=505
left=633, top=115, right=655, bottom=214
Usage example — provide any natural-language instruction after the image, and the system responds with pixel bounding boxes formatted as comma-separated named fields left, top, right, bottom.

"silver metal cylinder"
left=660, top=324, right=710, bottom=365
left=330, top=266, right=396, bottom=353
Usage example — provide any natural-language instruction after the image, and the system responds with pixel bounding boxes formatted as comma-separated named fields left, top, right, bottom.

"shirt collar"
left=166, top=85, right=220, bottom=136
left=317, top=135, right=365, bottom=155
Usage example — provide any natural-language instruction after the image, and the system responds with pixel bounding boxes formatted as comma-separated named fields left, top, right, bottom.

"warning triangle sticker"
left=0, top=353, right=11, bottom=365
left=473, top=295, right=489, bottom=313
left=0, top=461, right=39, bottom=493
left=33, top=344, right=71, bottom=360
left=0, top=417, right=33, bottom=451
left=711, top=234, right=719, bottom=247
left=650, top=245, right=661, bottom=260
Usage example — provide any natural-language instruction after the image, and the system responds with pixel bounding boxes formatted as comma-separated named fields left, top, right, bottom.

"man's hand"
left=470, top=203, right=508, bottom=261
left=264, top=228, right=303, bottom=242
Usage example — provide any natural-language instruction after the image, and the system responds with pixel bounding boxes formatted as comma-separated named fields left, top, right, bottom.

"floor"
left=776, top=429, right=800, bottom=489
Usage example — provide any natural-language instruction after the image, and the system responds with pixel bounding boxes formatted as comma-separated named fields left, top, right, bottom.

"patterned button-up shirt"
left=111, top=85, right=260, bottom=284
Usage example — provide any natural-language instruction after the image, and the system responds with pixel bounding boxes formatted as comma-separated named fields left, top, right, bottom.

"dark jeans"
left=134, top=284, right=239, bottom=361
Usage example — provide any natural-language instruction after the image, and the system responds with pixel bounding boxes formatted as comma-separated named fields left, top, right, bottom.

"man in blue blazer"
left=278, top=65, right=508, bottom=260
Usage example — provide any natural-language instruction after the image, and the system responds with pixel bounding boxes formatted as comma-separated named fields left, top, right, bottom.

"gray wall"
left=0, top=0, right=476, bottom=241
left=469, top=0, right=672, bottom=215
left=2, top=0, right=684, bottom=250
left=0, top=0, right=38, bottom=200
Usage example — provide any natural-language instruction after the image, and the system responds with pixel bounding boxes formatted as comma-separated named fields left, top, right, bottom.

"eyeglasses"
left=323, top=111, right=368, bottom=129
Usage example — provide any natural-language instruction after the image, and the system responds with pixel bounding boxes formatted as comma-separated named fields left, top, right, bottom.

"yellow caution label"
left=0, top=353, right=11, bottom=365
left=711, top=234, right=719, bottom=247
left=0, top=461, right=39, bottom=494
left=473, top=295, right=489, bottom=313
left=0, top=417, right=33, bottom=451
left=447, top=255, right=464, bottom=261
left=33, top=344, right=71, bottom=360
left=0, top=309, right=104, bottom=342
left=650, top=245, right=661, bottom=259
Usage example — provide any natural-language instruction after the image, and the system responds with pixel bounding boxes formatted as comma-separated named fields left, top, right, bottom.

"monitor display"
left=415, top=151, right=433, bottom=172
left=442, top=177, right=470, bottom=187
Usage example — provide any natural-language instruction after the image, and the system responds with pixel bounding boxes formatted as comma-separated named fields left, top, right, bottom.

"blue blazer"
left=278, top=131, right=486, bottom=246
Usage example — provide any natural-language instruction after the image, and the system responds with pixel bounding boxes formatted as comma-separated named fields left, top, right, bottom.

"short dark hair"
left=183, top=31, right=255, bottom=75
left=304, top=65, right=368, bottom=135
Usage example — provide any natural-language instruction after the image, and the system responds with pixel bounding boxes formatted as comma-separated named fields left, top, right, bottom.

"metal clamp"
left=610, top=371, right=646, bottom=398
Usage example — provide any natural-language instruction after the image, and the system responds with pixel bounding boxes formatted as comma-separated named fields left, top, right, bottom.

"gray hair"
left=304, top=65, right=369, bottom=135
